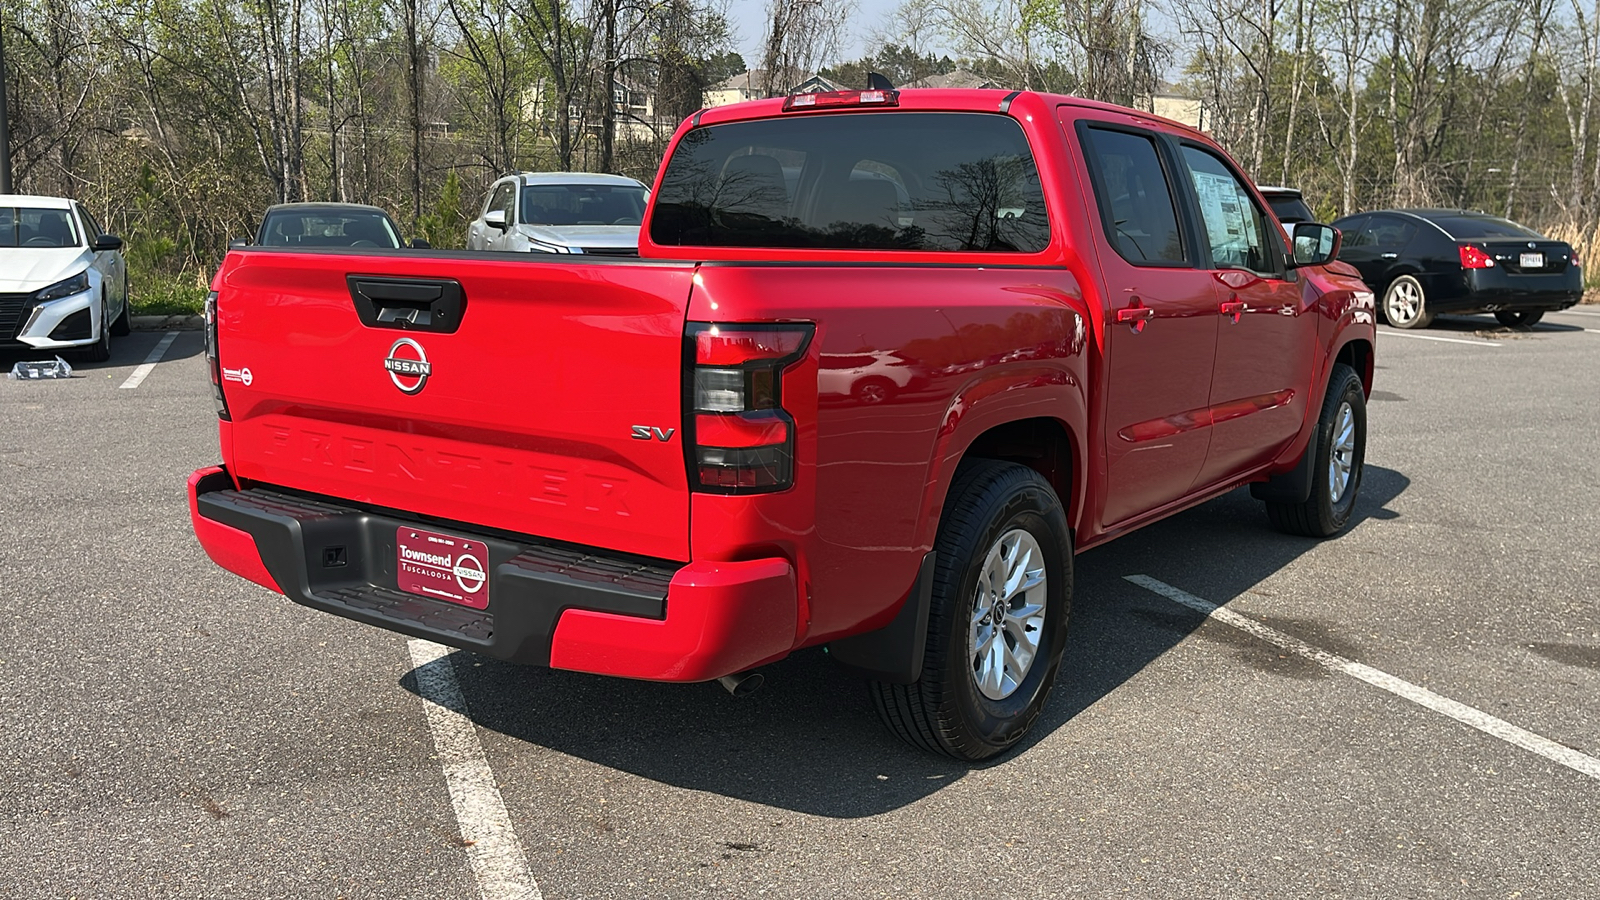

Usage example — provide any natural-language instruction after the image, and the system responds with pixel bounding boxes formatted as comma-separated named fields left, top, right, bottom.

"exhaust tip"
left=716, top=671, right=764, bottom=698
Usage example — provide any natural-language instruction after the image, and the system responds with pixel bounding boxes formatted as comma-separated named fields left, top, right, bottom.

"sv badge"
left=631, top=425, right=676, bottom=442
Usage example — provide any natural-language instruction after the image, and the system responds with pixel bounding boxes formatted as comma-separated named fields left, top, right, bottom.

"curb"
left=131, top=315, right=204, bottom=331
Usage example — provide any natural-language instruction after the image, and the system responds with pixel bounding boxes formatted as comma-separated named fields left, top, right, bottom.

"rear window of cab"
left=649, top=112, right=1051, bottom=253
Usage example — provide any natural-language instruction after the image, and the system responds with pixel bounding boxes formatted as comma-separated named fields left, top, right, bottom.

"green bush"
left=131, top=268, right=209, bottom=316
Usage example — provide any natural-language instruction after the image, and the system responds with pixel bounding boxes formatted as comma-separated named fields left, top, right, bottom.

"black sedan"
left=1330, top=208, right=1582, bottom=328
left=239, top=203, right=431, bottom=250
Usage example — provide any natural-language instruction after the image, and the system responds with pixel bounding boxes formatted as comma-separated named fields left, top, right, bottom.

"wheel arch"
left=936, top=415, right=1084, bottom=540
left=1332, top=336, right=1373, bottom=397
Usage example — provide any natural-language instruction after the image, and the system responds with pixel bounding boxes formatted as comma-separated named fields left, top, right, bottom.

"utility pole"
left=0, top=14, right=13, bottom=194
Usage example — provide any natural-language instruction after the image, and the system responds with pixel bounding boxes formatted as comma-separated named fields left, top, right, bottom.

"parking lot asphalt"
left=1, top=311, right=1596, bottom=899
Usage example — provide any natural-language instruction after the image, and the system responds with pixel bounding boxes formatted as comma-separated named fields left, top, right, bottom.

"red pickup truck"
left=189, top=89, right=1375, bottom=760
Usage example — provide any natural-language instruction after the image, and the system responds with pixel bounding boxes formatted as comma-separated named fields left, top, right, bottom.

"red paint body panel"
left=214, top=251, right=697, bottom=562
left=548, top=558, right=797, bottom=680
left=686, top=265, right=1090, bottom=644
left=186, top=467, right=280, bottom=592
left=192, top=88, right=1375, bottom=682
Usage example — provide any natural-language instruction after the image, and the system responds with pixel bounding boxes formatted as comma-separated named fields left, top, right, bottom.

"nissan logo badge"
left=384, top=337, right=431, bottom=394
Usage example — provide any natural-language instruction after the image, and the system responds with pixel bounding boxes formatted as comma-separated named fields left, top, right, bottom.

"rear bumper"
left=1434, top=269, right=1584, bottom=313
left=187, top=466, right=797, bottom=681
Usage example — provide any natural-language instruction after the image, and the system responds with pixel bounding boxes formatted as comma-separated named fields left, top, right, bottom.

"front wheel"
left=1494, top=310, right=1543, bottom=328
left=79, top=295, right=113, bottom=363
left=1382, top=275, right=1433, bottom=329
left=870, top=460, right=1072, bottom=761
left=109, top=275, right=132, bottom=336
left=1264, top=363, right=1366, bottom=537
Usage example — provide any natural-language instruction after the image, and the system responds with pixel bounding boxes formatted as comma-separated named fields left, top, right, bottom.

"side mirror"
left=483, top=209, right=508, bottom=229
left=1289, top=222, right=1340, bottom=268
left=92, top=234, right=124, bottom=252
left=228, top=238, right=250, bottom=249
left=410, top=238, right=432, bottom=250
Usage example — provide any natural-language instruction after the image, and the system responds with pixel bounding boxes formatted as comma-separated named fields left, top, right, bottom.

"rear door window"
left=1367, top=215, right=1418, bottom=250
left=650, top=112, right=1050, bottom=252
left=1080, top=126, right=1187, bottom=266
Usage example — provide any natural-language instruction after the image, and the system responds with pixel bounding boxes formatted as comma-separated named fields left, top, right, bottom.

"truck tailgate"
left=214, top=250, right=696, bottom=561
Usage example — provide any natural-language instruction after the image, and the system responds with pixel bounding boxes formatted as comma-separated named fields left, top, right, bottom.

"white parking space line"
left=117, top=332, right=180, bottom=389
left=1551, top=308, right=1600, bottom=317
left=408, top=640, right=542, bottom=900
left=1377, top=329, right=1503, bottom=347
left=1124, top=575, right=1600, bottom=783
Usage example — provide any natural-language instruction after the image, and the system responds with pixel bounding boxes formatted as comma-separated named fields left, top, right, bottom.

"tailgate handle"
left=347, top=276, right=465, bottom=334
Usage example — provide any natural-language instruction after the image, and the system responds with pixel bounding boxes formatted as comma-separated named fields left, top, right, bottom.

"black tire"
left=78, top=295, right=113, bottom=363
left=1494, top=310, right=1543, bottom=328
left=870, top=459, right=1072, bottom=761
left=1264, top=363, right=1366, bottom=537
left=1381, top=274, right=1433, bottom=329
left=109, top=277, right=132, bottom=337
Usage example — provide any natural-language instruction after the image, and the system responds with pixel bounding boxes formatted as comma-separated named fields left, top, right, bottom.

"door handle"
left=347, top=276, right=466, bottom=333
left=1219, top=299, right=1245, bottom=323
left=1115, top=301, right=1155, bottom=333
left=1380, top=252, right=1398, bottom=260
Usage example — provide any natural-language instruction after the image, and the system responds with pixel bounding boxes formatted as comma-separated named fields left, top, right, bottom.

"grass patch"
left=131, top=270, right=208, bottom=316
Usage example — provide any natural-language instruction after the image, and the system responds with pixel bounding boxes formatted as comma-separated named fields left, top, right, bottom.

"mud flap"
left=827, top=551, right=936, bottom=684
left=1250, top=434, right=1317, bottom=504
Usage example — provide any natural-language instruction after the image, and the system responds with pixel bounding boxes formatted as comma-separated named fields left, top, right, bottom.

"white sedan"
left=1, top=194, right=129, bottom=362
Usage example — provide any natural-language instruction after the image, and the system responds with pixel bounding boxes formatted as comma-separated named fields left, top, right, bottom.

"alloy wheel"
left=1385, top=280, right=1422, bottom=325
left=1328, top=401, right=1356, bottom=504
left=968, top=528, right=1048, bottom=700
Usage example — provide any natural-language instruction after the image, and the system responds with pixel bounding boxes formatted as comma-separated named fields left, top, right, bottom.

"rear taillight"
left=1572, top=249, right=1582, bottom=268
left=204, top=290, right=231, bottom=420
left=1458, top=244, right=1496, bottom=269
left=686, top=322, right=813, bottom=493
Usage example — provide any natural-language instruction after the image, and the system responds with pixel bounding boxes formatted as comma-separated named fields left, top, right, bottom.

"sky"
left=724, top=0, right=907, bottom=69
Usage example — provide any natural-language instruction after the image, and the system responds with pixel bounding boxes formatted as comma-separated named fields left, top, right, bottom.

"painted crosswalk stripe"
left=118, top=332, right=179, bottom=389
left=1124, top=575, right=1600, bottom=782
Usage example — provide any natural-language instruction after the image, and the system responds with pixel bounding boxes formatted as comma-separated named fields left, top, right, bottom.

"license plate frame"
left=1520, top=252, right=1544, bottom=269
left=396, top=526, right=490, bottom=610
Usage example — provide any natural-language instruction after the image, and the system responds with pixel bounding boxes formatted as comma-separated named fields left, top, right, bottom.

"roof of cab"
left=264, top=202, right=390, bottom=214
left=688, top=89, right=1210, bottom=142
left=516, top=172, right=648, bottom=187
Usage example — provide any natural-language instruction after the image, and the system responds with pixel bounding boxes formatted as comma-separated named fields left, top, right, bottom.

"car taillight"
left=204, top=291, right=231, bottom=420
left=1572, top=249, right=1582, bottom=268
left=1458, top=244, right=1496, bottom=269
left=686, top=322, right=813, bottom=493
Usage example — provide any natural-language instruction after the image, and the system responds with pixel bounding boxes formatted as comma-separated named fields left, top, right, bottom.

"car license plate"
left=1520, top=252, right=1544, bottom=269
left=396, top=527, right=490, bottom=609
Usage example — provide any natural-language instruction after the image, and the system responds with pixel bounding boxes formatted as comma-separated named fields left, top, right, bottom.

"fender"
left=1254, top=286, right=1375, bottom=502
left=915, top=365, right=1089, bottom=552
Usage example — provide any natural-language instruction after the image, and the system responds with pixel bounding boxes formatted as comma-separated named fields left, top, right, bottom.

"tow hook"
left=716, top=671, right=764, bottom=698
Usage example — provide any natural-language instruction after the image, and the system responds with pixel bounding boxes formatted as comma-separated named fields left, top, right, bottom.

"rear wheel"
left=1264, top=363, right=1366, bottom=537
left=1494, top=310, right=1543, bottom=328
left=870, top=460, right=1072, bottom=761
left=1381, top=275, right=1432, bottom=329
